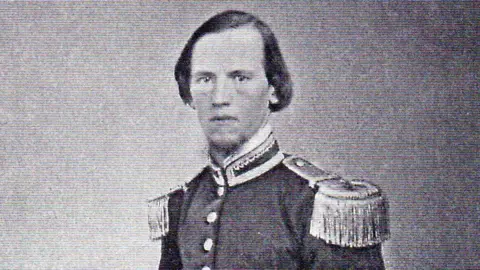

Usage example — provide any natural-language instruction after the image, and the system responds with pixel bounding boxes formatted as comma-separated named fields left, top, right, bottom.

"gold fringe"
left=310, top=179, right=389, bottom=248
left=148, top=195, right=169, bottom=241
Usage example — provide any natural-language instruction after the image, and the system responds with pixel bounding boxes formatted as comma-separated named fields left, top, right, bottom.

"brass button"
left=295, top=159, right=305, bottom=167
left=206, top=212, right=217, bottom=224
left=203, top=238, right=213, bottom=251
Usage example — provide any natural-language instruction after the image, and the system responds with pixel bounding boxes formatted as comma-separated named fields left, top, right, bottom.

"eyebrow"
left=228, top=70, right=255, bottom=77
left=192, top=71, right=215, bottom=78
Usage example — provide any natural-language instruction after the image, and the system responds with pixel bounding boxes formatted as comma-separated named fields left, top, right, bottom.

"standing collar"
left=209, top=124, right=284, bottom=187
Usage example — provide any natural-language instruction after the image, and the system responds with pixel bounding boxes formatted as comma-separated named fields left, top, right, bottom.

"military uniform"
left=148, top=125, right=389, bottom=269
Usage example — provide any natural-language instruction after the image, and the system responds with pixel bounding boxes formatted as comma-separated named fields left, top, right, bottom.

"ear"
left=268, top=85, right=279, bottom=105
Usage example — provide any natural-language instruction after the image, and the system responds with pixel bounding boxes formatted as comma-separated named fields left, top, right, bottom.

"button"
left=217, top=186, right=225, bottom=196
left=295, top=158, right=305, bottom=167
left=206, top=212, right=217, bottom=223
left=201, top=266, right=211, bottom=270
left=203, top=238, right=213, bottom=251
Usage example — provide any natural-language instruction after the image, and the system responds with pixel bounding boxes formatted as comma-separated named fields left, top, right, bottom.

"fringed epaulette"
left=283, top=156, right=390, bottom=248
left=147, top=185, right=185, bottom=241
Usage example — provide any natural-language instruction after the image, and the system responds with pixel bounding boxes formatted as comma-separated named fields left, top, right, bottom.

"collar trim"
left=229, top=134, right=278, bottom=177
left=223, top=124, right=272, bottom=166
left=228, top=151, right=284, bottom=186
left=209, top=129, right=284, bottom=187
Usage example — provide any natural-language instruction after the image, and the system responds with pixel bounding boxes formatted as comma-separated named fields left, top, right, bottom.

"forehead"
left=191, top=26, right=265, bottom=71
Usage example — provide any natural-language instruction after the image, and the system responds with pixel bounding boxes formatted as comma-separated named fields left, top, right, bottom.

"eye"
left=196, top=76, right=212, bottom=84
left=234, top=74, right=250, bottom=83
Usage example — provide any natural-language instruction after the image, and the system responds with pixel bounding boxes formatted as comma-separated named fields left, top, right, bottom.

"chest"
left=177, top=177, right=301, bottom=269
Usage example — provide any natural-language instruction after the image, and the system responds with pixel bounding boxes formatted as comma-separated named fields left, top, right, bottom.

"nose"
left=211, top=77, right=232, bottom=107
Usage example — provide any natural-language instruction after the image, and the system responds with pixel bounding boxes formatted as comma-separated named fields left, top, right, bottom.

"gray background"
left=1, top=1, right=478, bottom=269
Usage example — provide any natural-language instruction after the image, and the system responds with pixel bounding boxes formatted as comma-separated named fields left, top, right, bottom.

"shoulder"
left=147, top=185, right=186, bottom=241
left=147, top=167, right=209, bottom=240
left=282, top=155, right=390, bottom=248
left=149, top=166, right=209, bottom=202
left=282, top=155, right=340, bottom=188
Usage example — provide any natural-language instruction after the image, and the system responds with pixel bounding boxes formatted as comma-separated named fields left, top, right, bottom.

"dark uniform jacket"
left=149, top=126, right=389, bottom=269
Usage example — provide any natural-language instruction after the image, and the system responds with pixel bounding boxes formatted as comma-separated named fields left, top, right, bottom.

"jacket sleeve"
left=286, top=180, right=386, bottom=269
left=302, top=185, right=387, bottom=270
left=158, top=190, right=184, bottom=270
left=293, top=189, right=385, bottom=269
left=282, top=156, right=388, bottom=269
left=303, top=234, right=385, bottom=270
left=288, top=186, right=385, bottom=269
left=297, top=188, right=385, bottom=269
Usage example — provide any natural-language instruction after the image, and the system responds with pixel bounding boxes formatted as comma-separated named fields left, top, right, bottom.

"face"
left=190, top=25, right=278, bottom=152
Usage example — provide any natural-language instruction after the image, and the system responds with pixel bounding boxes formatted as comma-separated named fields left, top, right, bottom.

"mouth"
left=210, top=115, right=238, bottom=122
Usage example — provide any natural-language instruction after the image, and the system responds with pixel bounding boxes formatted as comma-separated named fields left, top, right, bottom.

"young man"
left=148, top=10, right=389, bottom=269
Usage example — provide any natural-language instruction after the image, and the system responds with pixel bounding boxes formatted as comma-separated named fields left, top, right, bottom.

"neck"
left=208, top=144, right=238, bottom=168
left=208, top=123, right=273, bottom=169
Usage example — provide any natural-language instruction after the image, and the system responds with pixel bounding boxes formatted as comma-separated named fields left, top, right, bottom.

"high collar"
left=209, top=124, right=284, bottom=187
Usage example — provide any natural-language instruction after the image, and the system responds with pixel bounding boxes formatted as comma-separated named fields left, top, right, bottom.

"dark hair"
left=174, top=10, right=292, bottom=112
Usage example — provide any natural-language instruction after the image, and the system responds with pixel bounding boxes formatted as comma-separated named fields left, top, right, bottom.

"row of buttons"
left=201, top=185, right=225, bottom=269
left=203, top=209, right=218, bottom=251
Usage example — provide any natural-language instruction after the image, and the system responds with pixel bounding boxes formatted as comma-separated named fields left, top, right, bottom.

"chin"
left=208, top=133, right=245, bottom=152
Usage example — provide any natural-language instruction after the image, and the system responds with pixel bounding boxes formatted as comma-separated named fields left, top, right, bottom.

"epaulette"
left=283, top=156, right=341, bottom=188
left=283, top=156, right=390, bottom=248
left=147, top=185, right=186, bottom=241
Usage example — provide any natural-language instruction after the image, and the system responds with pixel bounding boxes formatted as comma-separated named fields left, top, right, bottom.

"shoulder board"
left=282, top=156, right=340, bottom=188
left=147, top=185, right=185, bottom=241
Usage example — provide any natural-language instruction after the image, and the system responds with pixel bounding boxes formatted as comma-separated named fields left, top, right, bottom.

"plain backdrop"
left=1, top=1, right=478, bottom=269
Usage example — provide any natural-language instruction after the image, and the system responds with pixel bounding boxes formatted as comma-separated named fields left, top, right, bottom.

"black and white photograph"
left=1, top=1, right=478, bottom=269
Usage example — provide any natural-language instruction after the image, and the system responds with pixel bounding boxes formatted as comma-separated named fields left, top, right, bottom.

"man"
left=148, top=10, right=389, bottom=269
